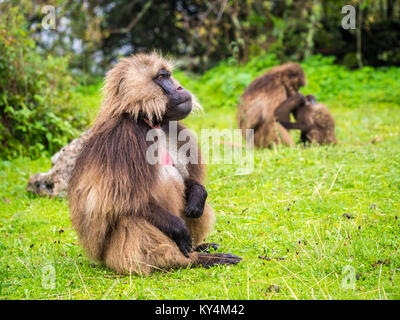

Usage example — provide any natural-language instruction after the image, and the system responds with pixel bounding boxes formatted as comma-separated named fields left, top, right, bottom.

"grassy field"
left=1, top=56, right=399, bottom=299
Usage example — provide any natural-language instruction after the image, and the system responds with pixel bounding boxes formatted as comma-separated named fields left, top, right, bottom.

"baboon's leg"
left=253, top=122, right=294, bottom=148
left=103, top=216, right=193, bottom=275
left=274, top=93, right=305, bottom=122
left=274, top=123, right=295, bottom=146
left=191, top=252, right=242, bottom=268
left=253, top=122, right=274, bottom=148
left=301, top=131, right=308, bottom=144
left=142, top=203, right=193, bottom=257
left=104, top=216, right=241, bottom=275
left=184, top=202, right=215, bottom=248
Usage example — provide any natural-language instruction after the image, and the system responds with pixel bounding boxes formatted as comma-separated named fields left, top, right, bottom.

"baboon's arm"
left=274, top=93, right=305, bottom=122
left=143, top=203, right=193, bottom=257
left=175, top=122, right=208, bottom=219
left=279, top=121, right=309, bottom=131
left=184, top=179, right=208, bottom=219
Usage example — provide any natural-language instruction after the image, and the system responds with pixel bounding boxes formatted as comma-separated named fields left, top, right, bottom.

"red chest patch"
left=161, top=151, right=174, bottom=166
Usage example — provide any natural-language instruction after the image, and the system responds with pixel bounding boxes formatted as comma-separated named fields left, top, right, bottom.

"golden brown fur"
left=293, top=98, right=337, bottom=145
left=68, top=53, right=223, bottom=275
left=237, top=63, right=306, bottom=148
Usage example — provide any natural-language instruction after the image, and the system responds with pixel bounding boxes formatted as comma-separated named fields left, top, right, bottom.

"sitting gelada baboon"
left=68, top=53, right=242, bottom=275
left=237, top=63, right=306, bottom=148
left=275, top=94, right=337, bottom=145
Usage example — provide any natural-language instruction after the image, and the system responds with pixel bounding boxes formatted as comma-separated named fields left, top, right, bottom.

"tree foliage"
left=19, top=0, right=400, bottom=72
left=0, top=5, right=89, bottom=158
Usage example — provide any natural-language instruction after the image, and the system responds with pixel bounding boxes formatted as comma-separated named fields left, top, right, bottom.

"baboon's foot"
left=194, top=242, right=219, bottom=253
left=193, top=253, right=242, bottom=269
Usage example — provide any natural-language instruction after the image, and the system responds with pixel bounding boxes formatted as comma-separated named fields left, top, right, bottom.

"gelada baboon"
left=68, top=53, right=241, bottom=275
left=237, top=63, right=306, bottom=148
left=276, top=94, right=337, bottom=145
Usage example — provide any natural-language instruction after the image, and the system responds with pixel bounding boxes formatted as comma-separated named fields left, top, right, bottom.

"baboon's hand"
left=171, top=217, right=193, bottom=257
left=292, top=92, right=306, bottom=105
left=195, top=242, right=219, bottom=252
left=184, top=184, right=207, bottom=218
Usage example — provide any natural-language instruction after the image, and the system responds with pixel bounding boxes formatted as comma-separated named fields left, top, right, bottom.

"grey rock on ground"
left=27, top=130, right=91, bottom=198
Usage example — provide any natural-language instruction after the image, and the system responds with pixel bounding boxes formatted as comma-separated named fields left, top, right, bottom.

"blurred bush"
left=0, top=6, right=89, bottom=159
left=22, top=0, right=400, bottom=73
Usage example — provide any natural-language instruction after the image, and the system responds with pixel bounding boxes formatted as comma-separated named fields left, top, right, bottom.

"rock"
left=27, top=130, right=91, bottom=198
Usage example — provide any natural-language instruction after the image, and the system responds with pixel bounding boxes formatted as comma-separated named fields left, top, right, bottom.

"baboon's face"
left=153, top=69, right=192, bottom=122
left=307, top=126, right=337, bottom=145
left=307, top=129, right=324, bottom=144
left=106, top=53, right=194, bottom=124
left=287, top=69, right=305, bottom=92
left=280, top=65, right=306, bottom=96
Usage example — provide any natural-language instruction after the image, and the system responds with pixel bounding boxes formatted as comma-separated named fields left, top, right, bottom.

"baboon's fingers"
left=194, top=242, right=219, bottom=252
left=193, top=253, right=242, bottom=268
left=184, top=183, right=207, bottom=218
left=184, top=205, right=204, bottom=218
left=178, top=241, right=193, bottom=258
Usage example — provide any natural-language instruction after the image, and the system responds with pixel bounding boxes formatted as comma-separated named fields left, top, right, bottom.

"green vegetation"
left=0, top=8, right=89, bottom=159
left=14, top=1, right=400, bottom=72
left=178, top=54, right=400, bottom=111
left=1, top=56, right=399, bottom=299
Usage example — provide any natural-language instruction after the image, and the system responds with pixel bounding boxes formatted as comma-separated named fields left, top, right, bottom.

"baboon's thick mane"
left=94, top=52, right=174, bottom=128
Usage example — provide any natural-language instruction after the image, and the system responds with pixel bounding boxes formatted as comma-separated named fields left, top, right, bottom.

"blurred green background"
left=1, top=0, right=400, bottom=158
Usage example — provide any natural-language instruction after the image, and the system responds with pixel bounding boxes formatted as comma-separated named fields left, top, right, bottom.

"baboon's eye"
left=155, top=70, right=171, bottom=81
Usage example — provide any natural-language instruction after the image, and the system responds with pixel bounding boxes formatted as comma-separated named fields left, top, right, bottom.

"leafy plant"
left=0, top=6, right=89, bottom=159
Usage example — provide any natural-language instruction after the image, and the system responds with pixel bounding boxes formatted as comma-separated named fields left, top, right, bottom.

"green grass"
left=1, top=56, right=400, bottom=299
